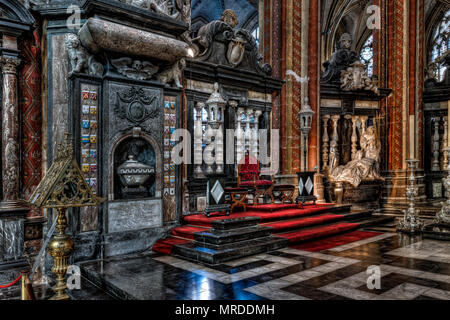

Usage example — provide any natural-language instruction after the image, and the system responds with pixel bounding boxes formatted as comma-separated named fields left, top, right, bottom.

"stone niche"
left=40, top=0, right=189, bottom=259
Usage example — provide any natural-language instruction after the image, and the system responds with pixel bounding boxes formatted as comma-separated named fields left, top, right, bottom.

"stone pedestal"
left=0, top=217, right=26, bottom=268
left=328, top=180, right=383, bottom=210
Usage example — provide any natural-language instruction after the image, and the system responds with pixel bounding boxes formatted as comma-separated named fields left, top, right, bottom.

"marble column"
left=432, top=117, right=440, bottom=171
left=443, top=116, right=448, bottom=171
left=235, top=106, right=245, bottom=167
left=351, top=116, right=359, bottom=160
left=215, top=123, right=224, bottom=174
left=322, top=115, right=330, bottom=172
left=204, top=119, right=214, bottom=175
left=360, top=115, right=368, bottom=135
left=194, top=102, right=204, bottom=176
left=253, top=109, right=262, bottom=159
left=329, top=115, right=340, bottom=172
left=244, top=109, right=252, bottom=153
left=0, top=57, right=25, bottom=211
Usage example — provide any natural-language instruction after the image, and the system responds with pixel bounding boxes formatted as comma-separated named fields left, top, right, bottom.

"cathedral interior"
left=0, top=0, right=450, bottom=303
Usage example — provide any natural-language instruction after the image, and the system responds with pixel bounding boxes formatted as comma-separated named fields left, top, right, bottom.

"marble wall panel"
left=108, top=199, right=162, bottom=233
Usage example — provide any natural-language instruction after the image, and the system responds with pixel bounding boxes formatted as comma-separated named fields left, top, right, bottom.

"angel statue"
left=329, top=126, right=383, bottom=187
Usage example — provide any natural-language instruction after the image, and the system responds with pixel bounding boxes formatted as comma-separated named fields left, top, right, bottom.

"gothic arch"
left=322, top=0, right=372, bottom=65
left=0, top=0, right=35, bottom=35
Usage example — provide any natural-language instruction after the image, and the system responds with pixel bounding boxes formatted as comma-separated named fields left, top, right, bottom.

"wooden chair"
left=237, top=155, right=273, bottom=206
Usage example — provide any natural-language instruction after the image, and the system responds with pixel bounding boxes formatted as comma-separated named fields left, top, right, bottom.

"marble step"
left=173, top=236, right=289, bottom=265
left=210, top=216, right=260, bottom=230
left=422, top=223, right=450, bottom=241
left=193, top=225, right=273, bottom=245
left=353, top=215, right=395, bottom=229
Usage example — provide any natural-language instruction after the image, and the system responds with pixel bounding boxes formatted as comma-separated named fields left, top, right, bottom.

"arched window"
left=251, top=26, right=260, bottom=46
left=429, top=9, right=450, bottom=81
left=360, top=34, right=374, bottom=78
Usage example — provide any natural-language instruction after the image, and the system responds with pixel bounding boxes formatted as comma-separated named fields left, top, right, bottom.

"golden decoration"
left=27, top=132, right=105, bottom=300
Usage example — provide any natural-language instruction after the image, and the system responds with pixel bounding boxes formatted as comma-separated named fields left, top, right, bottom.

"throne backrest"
left=238, top=155, right=260, bottom=182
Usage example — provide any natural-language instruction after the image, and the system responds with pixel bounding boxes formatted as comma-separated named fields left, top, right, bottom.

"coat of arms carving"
left=227, top=36, right=246, bottom=67
left=114, top=87, right=159, bottom=128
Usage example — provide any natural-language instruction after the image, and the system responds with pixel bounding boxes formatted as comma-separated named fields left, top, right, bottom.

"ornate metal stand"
left=27, top=133, right=104, bottom=300
left=397, top=159, right=423, bottom=234
left=436, top=148, right=450, bottom=224
left=47, top=208, right=74, bottom=300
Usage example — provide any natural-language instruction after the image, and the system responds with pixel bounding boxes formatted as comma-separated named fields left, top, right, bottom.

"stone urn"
left=117, top=155, right=155, bottom=190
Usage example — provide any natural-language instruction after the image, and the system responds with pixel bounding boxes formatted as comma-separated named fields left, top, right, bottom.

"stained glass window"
left=360, top=34, right=374, bottom=78
left=252, top=26, right=260, bottom=46
left=429, top=9, right=450, bottom=81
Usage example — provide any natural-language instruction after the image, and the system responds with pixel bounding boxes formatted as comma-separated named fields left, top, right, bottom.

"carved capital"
left=0, top=57, right=21, bottom=74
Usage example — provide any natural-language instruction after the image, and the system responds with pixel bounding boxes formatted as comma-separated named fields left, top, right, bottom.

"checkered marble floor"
left=75, top=230, right=450, bottom=300
left=3, top=229, right=450, bottom=300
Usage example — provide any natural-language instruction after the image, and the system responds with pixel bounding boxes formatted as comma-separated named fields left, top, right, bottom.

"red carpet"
left=182, top=205, right=334, bottom=227
left=152, top=236, right=191, bottom=255
left=262, top=214, right=345, bottom=232
left=152, top=204, right=367, bottom=255
left=171, top=225, right=209, bottom=239
left=290, top=230, right=382, bottom=252
left=276, top=222, right=360, bottom=243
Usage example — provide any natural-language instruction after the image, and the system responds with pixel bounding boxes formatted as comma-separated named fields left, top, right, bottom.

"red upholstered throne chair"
left=237, top=155, right=274, bottom=206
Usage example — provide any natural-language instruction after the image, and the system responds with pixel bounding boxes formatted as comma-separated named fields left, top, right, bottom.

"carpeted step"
left=262, top=214, right=346, bottom=232
left=182, top=205, right=336, bottom=227
left=246, top=204, right=301, bottom=212
left=170, top=225, right=210, bottom=240
left=276, top=222, right=360, bottom=244
left=152, top=236, right=192, bottom=255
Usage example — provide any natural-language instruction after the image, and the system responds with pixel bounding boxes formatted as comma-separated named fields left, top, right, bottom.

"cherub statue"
left=156, top=58, right=186, bottom=88
left=66, top=33, right=103, bottom=76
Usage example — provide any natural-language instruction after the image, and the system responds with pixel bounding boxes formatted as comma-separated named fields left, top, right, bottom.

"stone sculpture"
left=340, top=60, right=379, bottom=94
left=111, top=57, right=159, bottom=80
left=329, top=126, right=382, bottom=187
left=156, top=58, right=186, bottom=88
left=191, top=9, right=272, bottom=75
left=123, top=0, right=180, bottom=19
left=66, top=33, right=103, bottom=77
left=192, top=10, right=237, bottom=56
left=321, top=33, right=359, bottom=83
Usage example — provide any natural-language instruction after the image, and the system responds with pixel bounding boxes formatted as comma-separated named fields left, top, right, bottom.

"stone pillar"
left=432, top=117, right=441, bottom=171
left=245, top=108, right=252, bottom=153
left=204, top=120, right=214, bottom=175
left=253, top=109, right=262, bottom=159
left=329, top=115, right=340, bottom=172
left=360, top=115, right=368, bottom=135
left=0, top=57, right=25, bottom=212
left=322, top=115, right=330, bottom=172
left=194, top=102, right=204, bottom=177
left=215, top=123, right=224, bottom=174
left=443, top=116, right=448, bottom=170
left=235, top=106, right=245, bottom=167
left=351, top=115, right=359, bottom=160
